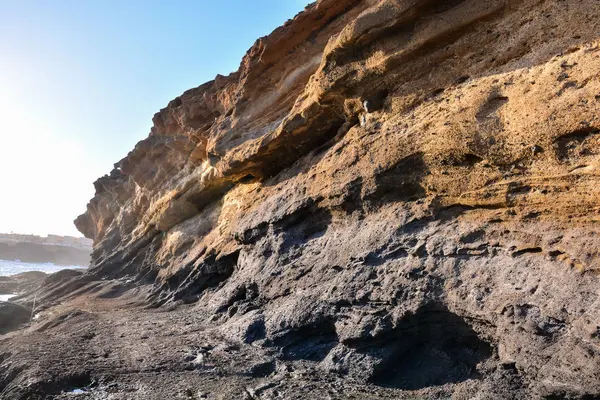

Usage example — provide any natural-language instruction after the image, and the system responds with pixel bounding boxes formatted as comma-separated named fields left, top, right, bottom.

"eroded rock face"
left=72, top=0, right=600, bottom=397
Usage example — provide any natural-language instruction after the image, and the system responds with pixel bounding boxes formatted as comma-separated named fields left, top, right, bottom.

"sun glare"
left=0, top=85, right=96, bottom=236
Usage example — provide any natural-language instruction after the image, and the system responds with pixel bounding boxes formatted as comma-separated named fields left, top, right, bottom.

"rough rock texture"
left=0, top=271, right=48, bottom=295
left=4, top=0, right=600, bottom=398
left=0, top=302, right=31, bottom=335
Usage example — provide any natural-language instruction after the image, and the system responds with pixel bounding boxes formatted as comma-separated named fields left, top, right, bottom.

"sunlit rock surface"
left=4, top=0, right=600, bottom=398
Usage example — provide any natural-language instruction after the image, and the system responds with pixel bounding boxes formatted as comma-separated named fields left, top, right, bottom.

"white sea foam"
left=0, top=259, right=86, bottom=277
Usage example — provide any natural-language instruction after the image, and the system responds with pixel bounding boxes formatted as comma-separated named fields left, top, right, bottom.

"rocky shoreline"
left=4, top=0, right=600, bottom=398
left=0, top=271, right=48, bottom=295
left=0, top=271, right=509, bottom=399
left=0, top=234, right=91, bottom=266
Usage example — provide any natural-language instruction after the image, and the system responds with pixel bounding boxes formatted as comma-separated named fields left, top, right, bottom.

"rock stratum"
left=4, top=0, right=600, bottom=398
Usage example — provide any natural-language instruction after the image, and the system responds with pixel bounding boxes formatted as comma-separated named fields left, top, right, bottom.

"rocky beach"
left=0, top=234, right=91, bottom=267
left=4, top=0, right=600, bottom=398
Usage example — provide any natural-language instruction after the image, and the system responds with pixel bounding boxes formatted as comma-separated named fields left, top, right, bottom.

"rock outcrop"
left=0, top=271, right=47, bottom=295
left=4, top=0, right=600, bottom=398
left=0, top=302, right=31, bottom=335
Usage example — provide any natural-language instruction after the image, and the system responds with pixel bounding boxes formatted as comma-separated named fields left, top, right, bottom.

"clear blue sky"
left=0, top=0, right=308, bottom=237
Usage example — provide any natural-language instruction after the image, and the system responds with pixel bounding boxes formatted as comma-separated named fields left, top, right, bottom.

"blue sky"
left=0, top=0, right=308, bottom=236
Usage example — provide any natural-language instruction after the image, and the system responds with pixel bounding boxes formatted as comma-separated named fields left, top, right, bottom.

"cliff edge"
left=3, top=0, right=600, bottom=398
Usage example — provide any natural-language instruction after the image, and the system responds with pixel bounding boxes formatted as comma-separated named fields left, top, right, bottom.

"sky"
left=0, top=0, right=308, bottom=237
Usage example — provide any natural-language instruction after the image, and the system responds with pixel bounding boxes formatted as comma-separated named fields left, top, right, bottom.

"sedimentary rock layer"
left=61, top=0, right=600, bottom=397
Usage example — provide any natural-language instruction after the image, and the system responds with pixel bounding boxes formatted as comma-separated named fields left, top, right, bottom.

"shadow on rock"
left=0, top=302, right=31, bottom=334
left=349, top=304, right=492, bottom=390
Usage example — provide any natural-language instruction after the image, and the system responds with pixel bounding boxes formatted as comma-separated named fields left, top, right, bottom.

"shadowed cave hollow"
left=359, top=305, right=493, bottom=390
left=270, top=305, right=494, bottom=389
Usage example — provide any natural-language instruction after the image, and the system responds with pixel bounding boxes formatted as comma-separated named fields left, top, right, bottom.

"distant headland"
left=0, top=233, right=92, bottom=266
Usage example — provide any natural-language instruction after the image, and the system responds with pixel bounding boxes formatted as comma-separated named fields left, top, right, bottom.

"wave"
left=0, top=259, right=87, bottom=277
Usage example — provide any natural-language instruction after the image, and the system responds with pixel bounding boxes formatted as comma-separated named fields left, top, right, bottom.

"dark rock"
left=5, top=0, right=600, bottom=398
left=0, top=302, right=31, bottom=334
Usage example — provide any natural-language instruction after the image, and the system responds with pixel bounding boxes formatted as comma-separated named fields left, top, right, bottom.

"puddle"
left=0, top=294, right=15, bottom=302
left=67, top=388, right=90, bottom=395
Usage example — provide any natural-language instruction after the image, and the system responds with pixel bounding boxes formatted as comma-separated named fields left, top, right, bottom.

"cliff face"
left=73, top=0, right=600, bottom=396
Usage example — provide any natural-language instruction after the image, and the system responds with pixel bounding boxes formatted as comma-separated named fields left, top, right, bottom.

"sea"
left=0, top=259, right=87, bottom=300
left=0, top=259, right=86, bottom=277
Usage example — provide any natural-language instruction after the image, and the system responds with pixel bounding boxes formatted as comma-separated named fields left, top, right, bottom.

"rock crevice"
left=14, top=0, right=600, bottom=398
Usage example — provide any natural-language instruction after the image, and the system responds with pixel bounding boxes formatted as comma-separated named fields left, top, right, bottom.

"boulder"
left=0, top=302, right=31, bottom=334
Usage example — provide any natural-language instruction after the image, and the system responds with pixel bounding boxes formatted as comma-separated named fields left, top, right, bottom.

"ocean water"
left=0, top=259, right=86, bottom=277
left=0, top=260, right=87, bottom=300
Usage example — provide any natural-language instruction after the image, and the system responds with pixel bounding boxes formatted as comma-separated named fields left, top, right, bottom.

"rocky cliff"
left=4, top=0, right=600, bottom=398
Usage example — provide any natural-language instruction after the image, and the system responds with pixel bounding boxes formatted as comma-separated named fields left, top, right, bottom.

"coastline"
left=0, top=259, right=87, bottom=277
left=4, top=0, right=600, bottom=398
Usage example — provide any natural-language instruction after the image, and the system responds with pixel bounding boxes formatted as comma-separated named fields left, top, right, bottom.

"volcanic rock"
left=0, top=272, right=47, bottom=295
left=4, top=0, right=600, bottom=398
left=0, top=302, right=31, bottom=334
